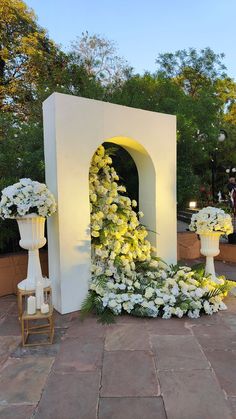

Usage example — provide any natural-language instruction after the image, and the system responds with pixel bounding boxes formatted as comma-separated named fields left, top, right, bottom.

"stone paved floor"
left=0, top=262, right=236, bottom=419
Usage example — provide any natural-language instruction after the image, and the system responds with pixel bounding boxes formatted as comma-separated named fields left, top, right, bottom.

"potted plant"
left=0, top=178, right=56, bottom=290
left=189, top=206, right=233, bottom=282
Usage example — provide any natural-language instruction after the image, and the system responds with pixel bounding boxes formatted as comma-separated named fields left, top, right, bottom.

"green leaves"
left=80, top=291, right=115, bottom=324
left=205, top=280, right=236, bottom=300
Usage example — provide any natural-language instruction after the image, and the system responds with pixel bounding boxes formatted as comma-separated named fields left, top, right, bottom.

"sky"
left=25, top=0, right=236, bottom=80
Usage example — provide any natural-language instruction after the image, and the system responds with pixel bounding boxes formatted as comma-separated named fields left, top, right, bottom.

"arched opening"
left=89, top=136, right=157, bottom=250
left=103, top=142, right=139, bottom=207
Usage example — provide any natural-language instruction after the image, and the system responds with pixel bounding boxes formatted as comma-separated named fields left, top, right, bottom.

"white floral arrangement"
left=90, top=262, right=229, bottom=319
left=0, top=178, right=56, bottom=219
left=189, top=206, right=233, bottom=235
left=81, top=146, right=235, bottom=322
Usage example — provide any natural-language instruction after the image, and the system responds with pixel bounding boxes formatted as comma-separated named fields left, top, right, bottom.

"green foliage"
left=80, top=291, right=115, bottom=324
left=80, top=292, right=97, bottom=317
left=156, top=47, right=227, bottom=91
left=177, top=164, right=201, bottom=209
left=191, top=263, right=205, bottom=276
left=130, top=306, right=152, bottom=318
left=204, top=280, right=236, bottom=299
left=97, top=308, right=116, bottom=324
left=0, top=0, right=235, bottom=253
left=0, top=0, right=69, bottom=118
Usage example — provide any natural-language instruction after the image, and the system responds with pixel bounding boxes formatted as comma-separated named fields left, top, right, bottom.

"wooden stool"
left=17, top=286, right=54, bottom=346
left=17, top=286, right=51, bottom=319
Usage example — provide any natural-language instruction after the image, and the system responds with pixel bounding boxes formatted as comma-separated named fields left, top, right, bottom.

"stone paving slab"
left=159, top=369, right=233, bottom=419
left=101, top=350, right=159, bottom=397
left=0, top=314, right=21, bottom=336
left=147, top=317, right=191, bottom=335
left=0, top=301, right=15, bottom=319
left=0, top=336, right=21, bottom=365
left=215, top=261, right=236, bottom=281
left=66, top=316, right=107, bottom=339
left=0, top=405, right=35, bottom=419
left=53, top=336, right=104, bottom=372
left=105, top=323, right=150, bottom=351
left=192, top=322, right=236, bottom=351
left=185, top=312, right=224, bottom=326
left=0, top=356, right=54, bottom=404
left=98, top=397, right=167, bottom=419
left=228, top=397, right=236, bottom=417
left=194, top=331, right=236, bottom=351
left=204, top=349, right=236, bottom=396
left=220, top=295, right=236, bottom=313
left=221, top=313, right=236, bottom=333
left=11, top=340, right=61, bottom=358
left=115, top=315, right=149, bottom=324
left=0, top=266, right=235, bottom=419
left=151, top=335, right=209, bottom=370
left=53, top=311, right=73, bottom=329
left=34, top=371, right=100, bottom=419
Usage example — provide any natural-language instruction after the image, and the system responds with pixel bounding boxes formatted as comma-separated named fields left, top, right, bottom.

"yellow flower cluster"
left=90, top=145, right=151, bottom=274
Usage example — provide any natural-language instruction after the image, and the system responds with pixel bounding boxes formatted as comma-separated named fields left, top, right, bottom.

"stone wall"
left=177, top=231, right=236, bottom=263
left=0, top=251, right=48, bottom=297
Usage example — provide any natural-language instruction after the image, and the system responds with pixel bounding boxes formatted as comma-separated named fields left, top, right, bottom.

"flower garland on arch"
left=82, top=145, right=235, bottom=322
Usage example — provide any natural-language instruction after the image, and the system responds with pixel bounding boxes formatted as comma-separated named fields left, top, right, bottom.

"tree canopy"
left=0, top=0, right=236, bottom=251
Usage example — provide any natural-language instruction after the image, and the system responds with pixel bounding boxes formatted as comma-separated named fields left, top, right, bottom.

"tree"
left=156, top=47, right=227, bottom=96
left=70, top=32, right=131, bottom=87
left=154, top=48, right=229, bottom=206
left=109, top=68, right=223, bottom=206
left=0, top=0, right=69, bottom=118
left=0, top=4, right=113, bottom=252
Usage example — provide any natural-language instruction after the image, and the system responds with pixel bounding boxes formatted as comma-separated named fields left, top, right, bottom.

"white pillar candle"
left=40, top=303, right=49, bottom=314
left=27, top=296, right=36, bottom=315
left=36, top=279, right=44, bottom=309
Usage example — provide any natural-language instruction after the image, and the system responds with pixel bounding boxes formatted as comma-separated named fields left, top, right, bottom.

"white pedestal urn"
left=16, top=213, right=50, bottom=291
left=199, top=232, right=221, bottom=282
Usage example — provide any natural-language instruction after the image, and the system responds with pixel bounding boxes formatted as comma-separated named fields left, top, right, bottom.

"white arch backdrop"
left=43, top=93, right=176, bottom=314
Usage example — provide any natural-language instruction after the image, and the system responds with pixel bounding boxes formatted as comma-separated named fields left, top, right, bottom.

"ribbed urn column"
left=16, top=213, right=48, bottom=290
left=199, top=232, right=221, bottom=282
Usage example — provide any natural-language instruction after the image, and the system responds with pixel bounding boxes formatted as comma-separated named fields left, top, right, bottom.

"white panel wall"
left=43, top=93, right=176, bottom=314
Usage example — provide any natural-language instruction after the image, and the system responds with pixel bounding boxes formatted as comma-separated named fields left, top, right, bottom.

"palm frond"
left=205, top=280, right=236, bottom=300
left=95, top=275, right=108, bottom=287
left=97, top=308, right=115, bottom=324
left=80, top=291, right=97, bottom=319
left=191, top=263, right=205, bottom=276
left=130, top=306, right=150, bottom=317
left=169, top=263, right=182, bottom=273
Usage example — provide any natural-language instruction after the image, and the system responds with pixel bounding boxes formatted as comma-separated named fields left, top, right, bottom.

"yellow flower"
left=91, top=231, right=100, bottom=237
left=90, top=193, right=97, bottom=203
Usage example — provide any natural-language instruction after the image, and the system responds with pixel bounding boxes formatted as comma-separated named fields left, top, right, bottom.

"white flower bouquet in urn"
left=189, top=206, right=233, bottom=235
left=0, top=178, right=56, bottom=219
left=189, top=206, right=233, bottom=282
left=0, top=178, right=56, bottom=291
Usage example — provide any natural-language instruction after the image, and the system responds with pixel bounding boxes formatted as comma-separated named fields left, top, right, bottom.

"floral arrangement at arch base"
left=82, top=145, right=236, bottom=323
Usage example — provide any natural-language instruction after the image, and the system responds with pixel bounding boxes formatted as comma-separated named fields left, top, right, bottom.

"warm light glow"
left=189, top=201, right=197, bottom=209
